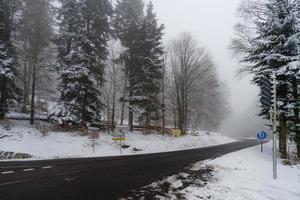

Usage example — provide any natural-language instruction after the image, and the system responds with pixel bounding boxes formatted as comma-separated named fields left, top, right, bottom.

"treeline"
left=0, top=0, right=228, bottom=132
left=232, top=0, right=300, bottom=159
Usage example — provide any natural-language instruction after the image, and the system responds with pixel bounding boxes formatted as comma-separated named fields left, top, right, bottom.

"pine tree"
left=232, top=0, right=300, bottom=158
left=131, top=2, right=165, bottom=125
left=53, top=0, right=112, bottom=124
left=0, top=0, right=17, bottom=120
left=113, top=0, right=145, bottom=131
left=258, top=0, right=300, bottom=158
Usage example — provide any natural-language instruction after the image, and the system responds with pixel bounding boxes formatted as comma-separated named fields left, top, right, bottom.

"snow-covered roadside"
left=183, top=142, right=300, bottom=200
left=0, top=121, right=235, bottom=160
left=124, top=142, right=300, bottom=200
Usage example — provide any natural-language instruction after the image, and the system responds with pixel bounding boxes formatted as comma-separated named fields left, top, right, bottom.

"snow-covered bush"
left=49, top=103, right=78, bottom=126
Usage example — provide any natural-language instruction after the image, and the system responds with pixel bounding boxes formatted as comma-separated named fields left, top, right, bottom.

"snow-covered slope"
left=0, top=121, right=235, bottom=160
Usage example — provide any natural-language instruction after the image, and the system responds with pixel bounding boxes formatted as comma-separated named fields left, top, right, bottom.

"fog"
left=220, top=98, right=269, bottom=138
left=145, top=0, right=266, bottom=137
left=54, top=0, right=267, bottom=137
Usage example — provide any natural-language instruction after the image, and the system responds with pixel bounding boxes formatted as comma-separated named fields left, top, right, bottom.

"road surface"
left=0, top=139, right=258, bottom=200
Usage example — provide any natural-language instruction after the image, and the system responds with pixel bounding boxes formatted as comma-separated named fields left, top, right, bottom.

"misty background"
left=143, top=0, right=268, bottom=138
left=49, top=0, right=268, bottom=137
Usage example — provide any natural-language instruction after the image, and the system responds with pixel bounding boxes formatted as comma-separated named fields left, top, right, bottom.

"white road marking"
left=0, top=179, right=32, bottom=186
left=42, top=166, right=53, bottom=169
left=1, top=171, right=15, bottom=175
left=56, top=171, right=80, bottom=176
left=64, top=176, right=79, bottom=182
left=23, top=168, right=35, bottom=172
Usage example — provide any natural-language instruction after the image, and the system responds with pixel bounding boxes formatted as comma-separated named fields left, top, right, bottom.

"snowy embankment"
left=169, top=142, right=300, bottom=200
left=0, top=121, right=235, bottom=160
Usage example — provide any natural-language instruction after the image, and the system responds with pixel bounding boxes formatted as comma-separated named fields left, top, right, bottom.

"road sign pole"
left=257, top=131, right=267, bottom=152
left=272, top=74, right=277, bottom=180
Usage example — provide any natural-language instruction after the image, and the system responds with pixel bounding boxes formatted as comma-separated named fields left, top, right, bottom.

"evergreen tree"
left=131, top=2, right=165, bottom=125
left=232, top=0, right=300, bottom=158
left=113, top=0, right=145, bottom=130
left=53, top=0, right=112, bottom=124
left=0, top=0, right=17, bottom=120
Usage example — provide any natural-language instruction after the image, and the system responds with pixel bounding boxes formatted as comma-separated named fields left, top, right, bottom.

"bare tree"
left=168, top=33, right=209, bottom=132
left=19, top=0, right=53, bottom=124
left=167, top=33, right=228, bottom=132
left=103, top=40, right=124, bottom=127
left=120, top=69, right=128, bottom=125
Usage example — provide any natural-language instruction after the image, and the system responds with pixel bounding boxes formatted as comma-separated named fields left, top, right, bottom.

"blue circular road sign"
left=257, top=131, right=267, bottom=140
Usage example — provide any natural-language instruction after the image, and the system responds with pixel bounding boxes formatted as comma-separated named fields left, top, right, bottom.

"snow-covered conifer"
left=232, top=0, right=300, bottom=158
left=54, top=0, right=112, bottom=124
left=0, top=0, right=17, bottom=119
left=131, top=2, right=165, bottom=125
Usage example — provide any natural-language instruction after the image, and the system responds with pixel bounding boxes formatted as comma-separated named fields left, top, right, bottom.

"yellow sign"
left=171, top=129, right=182, bottom=137
left=112, top=137, right=126, bottom=141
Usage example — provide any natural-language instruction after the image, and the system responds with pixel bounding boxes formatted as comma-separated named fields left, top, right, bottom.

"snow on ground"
left=0, top=120, right=235, bottom=160
left=125, top=142, right=300, bottom=200
left=183, top=142, right=300, bottom=200
left=6, top=112, right=48, bottom=119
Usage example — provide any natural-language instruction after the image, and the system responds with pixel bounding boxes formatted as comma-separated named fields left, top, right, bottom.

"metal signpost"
left=89, top=130, right=100, bottom=154
left=259, top=75, right=277, bottom=180
left=257, top=131, right=267, bottom=152
left=112, top=131, right=126, bottom=154
left=271, top=75, right=277, bottom=180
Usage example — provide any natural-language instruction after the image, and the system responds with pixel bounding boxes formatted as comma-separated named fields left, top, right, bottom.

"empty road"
left=0, top=139, right=258, bottom=200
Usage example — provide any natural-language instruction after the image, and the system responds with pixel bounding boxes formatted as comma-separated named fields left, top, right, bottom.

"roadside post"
left=112, top=130, right=126, bottom=154
left=271, top=74, right=277, bottom=180
left=257, top=131, right=267, bottom=152
left=89, top=130, right=100, bottom=154
left=259, top=74, right=277, bottom=180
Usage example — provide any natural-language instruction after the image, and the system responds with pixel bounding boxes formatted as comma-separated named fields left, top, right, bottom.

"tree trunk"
left=173, top=105, right=177, bottom=128
left=82, top=89, right=88, bottom=123
left=181, top=83, right=188, bottom=135
left=22, top=59, right=28, bottom=113
left=176, top=87, right=183, bottom=131
left=292, top=77, right=300, bottom=159
left=145, top=113, right=150, bottom=134
left=111, top=60, right=117, bottom=131
left=128, top=49, right=133, bottom=132
left=129, top=88, right=133, bottom=132
left=120, top=70, right=127, bottom=125
left=161, top=61, right=165, bottom=129
left=30, top=64, right=36, bottom=125
left=279, top=114, right=287, bottom=159
left=184, top=94, right=188, bottom=134
left=0, top=78, right=7, bottom=120
left=111, top=87, right=116, bottom=131
left=297, top=142, right=300, bottom=159
left=106, top=106, right=110, bottom=123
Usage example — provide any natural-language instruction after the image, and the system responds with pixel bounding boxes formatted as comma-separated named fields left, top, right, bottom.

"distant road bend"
left=0, top=139, right=258, bottom=200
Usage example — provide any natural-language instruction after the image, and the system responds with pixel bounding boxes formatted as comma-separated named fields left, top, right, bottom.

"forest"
left=0, top=0, right=228, bottom=134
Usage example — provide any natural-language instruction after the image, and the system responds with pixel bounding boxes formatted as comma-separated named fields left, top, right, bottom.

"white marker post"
left=272, top=74, right=277, bottom=180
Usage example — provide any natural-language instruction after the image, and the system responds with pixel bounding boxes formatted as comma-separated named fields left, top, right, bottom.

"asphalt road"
left=0, top=139, right=258, bottom=200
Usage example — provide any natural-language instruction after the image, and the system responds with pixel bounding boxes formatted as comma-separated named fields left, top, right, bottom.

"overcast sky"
left=144, top=0, right=259, bottom=118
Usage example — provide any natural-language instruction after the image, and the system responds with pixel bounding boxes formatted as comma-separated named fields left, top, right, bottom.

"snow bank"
left=0, top=121, right=235, bottom=160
